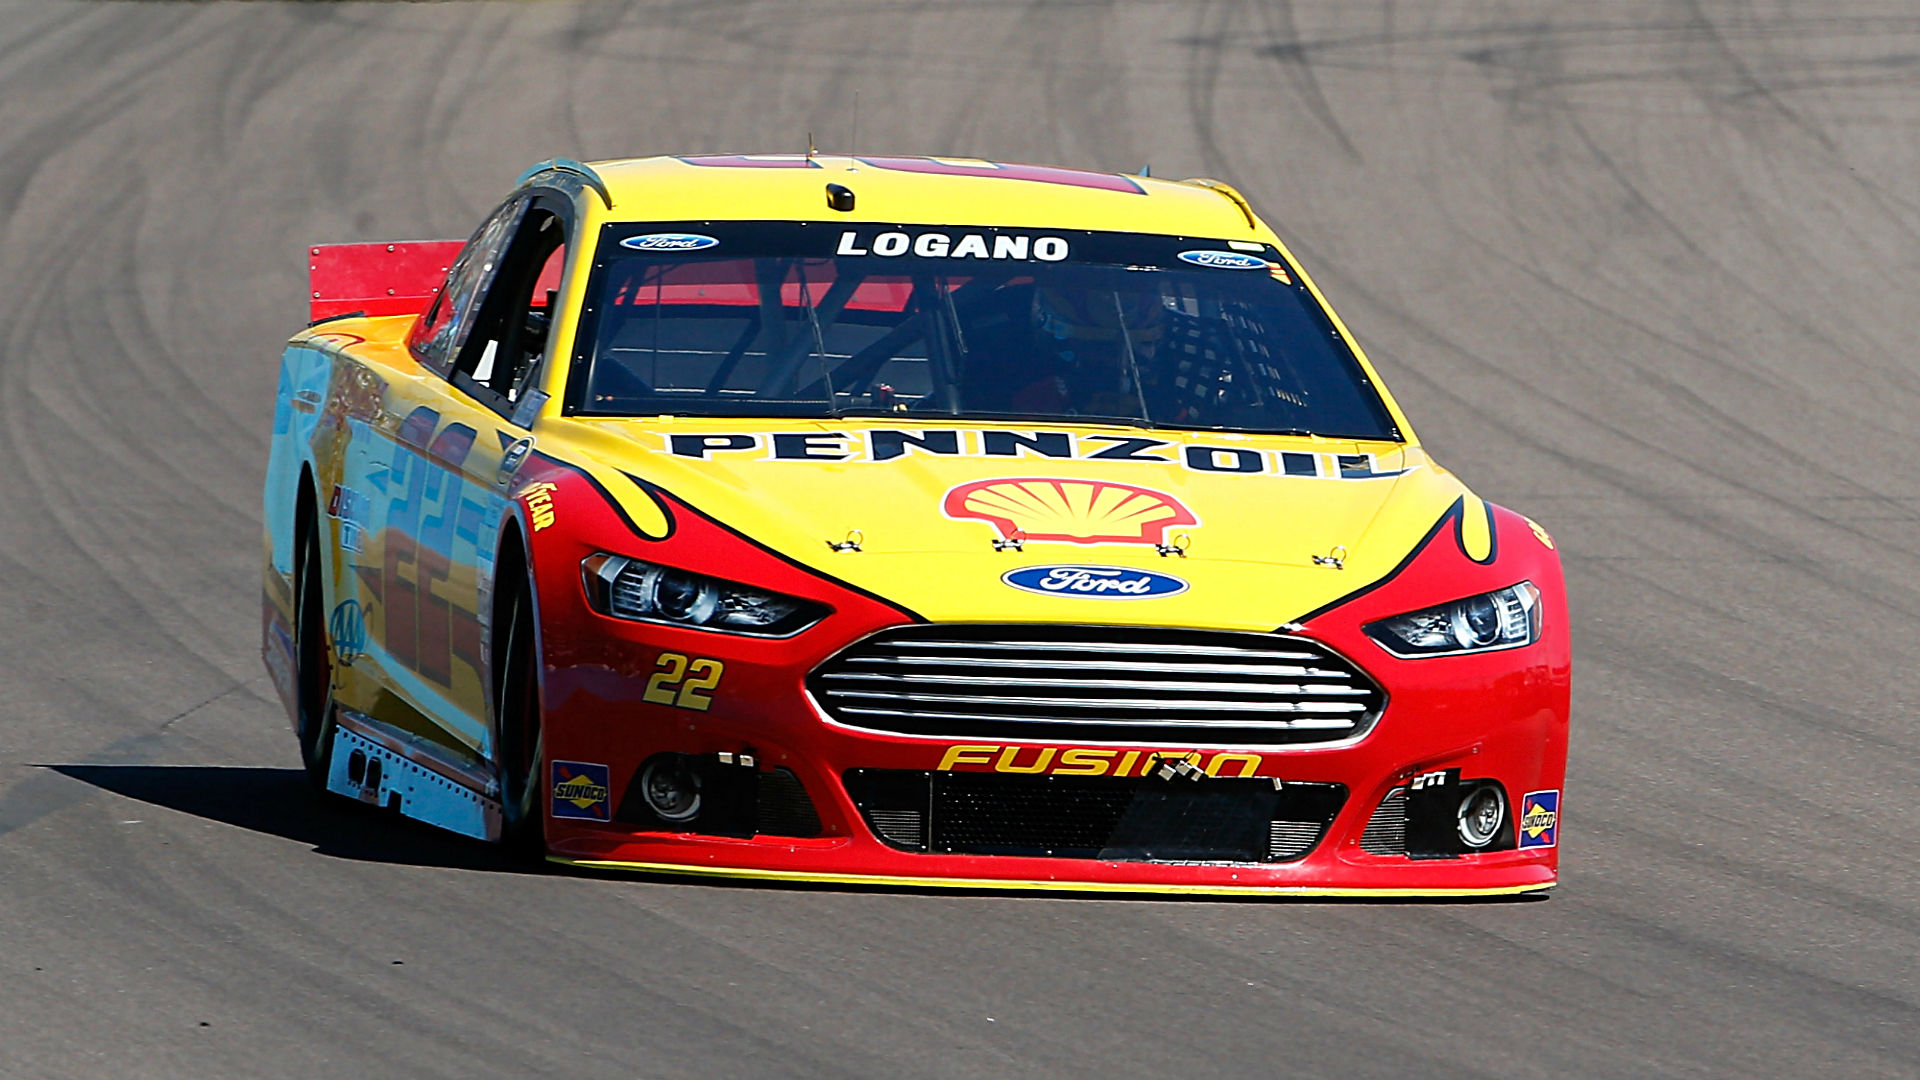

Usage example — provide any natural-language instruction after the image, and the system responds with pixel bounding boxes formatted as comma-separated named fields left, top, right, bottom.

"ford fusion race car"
left=262, top=153, right=1568, bottom=897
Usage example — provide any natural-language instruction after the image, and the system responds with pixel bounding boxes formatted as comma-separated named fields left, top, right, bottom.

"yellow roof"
left=583, top=154, right=1266, bottom=239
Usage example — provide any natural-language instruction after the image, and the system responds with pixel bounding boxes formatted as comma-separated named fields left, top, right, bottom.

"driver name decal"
left=834, top=230, right=1069, bottom=261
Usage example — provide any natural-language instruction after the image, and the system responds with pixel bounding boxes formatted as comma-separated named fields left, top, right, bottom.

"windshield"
left=570, top=222, right=1398, bottom=439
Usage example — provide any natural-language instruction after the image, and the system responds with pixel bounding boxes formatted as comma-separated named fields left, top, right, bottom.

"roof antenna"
left=847, top=90, right=860, bottom=171
left=806, top=131, right=816, bottom=160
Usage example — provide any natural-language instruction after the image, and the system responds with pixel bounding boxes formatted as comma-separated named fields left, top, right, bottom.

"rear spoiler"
left=308, top=240, right=464, bottom=323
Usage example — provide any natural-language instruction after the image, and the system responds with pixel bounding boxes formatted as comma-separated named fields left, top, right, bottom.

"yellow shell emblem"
left=942, top=478, right=1199, bottom=546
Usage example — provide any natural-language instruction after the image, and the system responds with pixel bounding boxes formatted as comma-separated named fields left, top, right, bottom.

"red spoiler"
left=309, top=240, right=463, bottom=323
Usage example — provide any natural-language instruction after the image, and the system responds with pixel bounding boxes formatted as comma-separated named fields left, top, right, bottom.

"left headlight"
left=581, top=554, right=829, bottom=637
left=1363, top=582, right=1541, bottom=658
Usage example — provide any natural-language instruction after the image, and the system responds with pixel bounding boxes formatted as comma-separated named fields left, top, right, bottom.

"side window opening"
left=409, top=200, right=527, bottom=372
left=451, top=207, right=568, bottom=414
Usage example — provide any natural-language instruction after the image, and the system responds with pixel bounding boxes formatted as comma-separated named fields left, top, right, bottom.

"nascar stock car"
left=262, top=153, right=1568, bottom=896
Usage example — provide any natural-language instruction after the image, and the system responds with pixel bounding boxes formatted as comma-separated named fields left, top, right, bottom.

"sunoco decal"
left=1518, top=790, right=1560, bottom=849
left=551, top=761, right=612, bottom=821
left=1003, top=564, right=1188, bottom=599
left=620, top=233, right=720, bottom=252
left=1177, top=249, right=1270, bottom=271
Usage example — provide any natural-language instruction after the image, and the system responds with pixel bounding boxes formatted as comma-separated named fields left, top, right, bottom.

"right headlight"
left=1363, top=582, right=1541, bottom=658
left=580, top=554, right=829, bottom=637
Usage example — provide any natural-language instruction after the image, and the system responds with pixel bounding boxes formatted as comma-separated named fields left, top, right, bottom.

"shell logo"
left=942, top=478, right=1199, bottom=546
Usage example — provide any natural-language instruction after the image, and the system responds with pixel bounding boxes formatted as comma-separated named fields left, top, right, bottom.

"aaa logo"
left=329, top=600, right=366, bottom=665
left=943, top=478, right=1198, bottom=546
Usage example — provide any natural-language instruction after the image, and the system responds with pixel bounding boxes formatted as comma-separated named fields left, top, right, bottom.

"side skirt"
left=326, top=708, right=503, bottom=842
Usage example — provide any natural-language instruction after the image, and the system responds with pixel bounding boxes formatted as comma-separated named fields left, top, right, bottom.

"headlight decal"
left=523, top=452, right=676, bottom=541
left=1455, top=494, right=1498, bottom=565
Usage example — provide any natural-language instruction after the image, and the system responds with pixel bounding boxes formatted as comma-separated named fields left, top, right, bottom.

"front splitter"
left=549, top=855, right=1556, bottom=899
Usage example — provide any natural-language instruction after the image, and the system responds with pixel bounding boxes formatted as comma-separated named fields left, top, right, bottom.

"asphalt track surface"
left=2, top=2, right=1918, bottom=1077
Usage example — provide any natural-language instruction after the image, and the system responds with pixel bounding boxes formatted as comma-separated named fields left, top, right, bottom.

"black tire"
left=495, top=573, right=546, bottom=854
left=294, top=519, right=336, bottom=789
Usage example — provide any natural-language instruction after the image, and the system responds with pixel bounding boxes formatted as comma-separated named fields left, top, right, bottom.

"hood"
left=556, top=419, right=1472, bottom=630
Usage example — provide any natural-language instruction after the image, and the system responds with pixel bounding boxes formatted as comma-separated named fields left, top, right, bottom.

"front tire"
left=495, top=573, right=546, bottom=854
left=294, top=519, right=336, bottom=789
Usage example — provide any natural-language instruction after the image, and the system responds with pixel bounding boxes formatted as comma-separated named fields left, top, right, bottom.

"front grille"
left=810, top=624, right=1385, bottom=746
left=844, top=769, right=1345, bottom=864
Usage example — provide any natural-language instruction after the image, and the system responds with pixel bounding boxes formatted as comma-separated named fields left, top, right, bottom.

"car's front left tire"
left=294, top=511, right=336, bottom=789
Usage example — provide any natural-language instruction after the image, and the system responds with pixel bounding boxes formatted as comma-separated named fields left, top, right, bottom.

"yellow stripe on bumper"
left=549, top=856, right=1555, bottom=899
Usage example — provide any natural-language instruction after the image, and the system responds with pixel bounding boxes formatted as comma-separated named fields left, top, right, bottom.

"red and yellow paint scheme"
left=262, top=154, right=1569, bottom=897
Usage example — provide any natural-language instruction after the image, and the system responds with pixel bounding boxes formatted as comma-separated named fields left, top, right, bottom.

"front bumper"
left=528, top=488, right=1569, bottom=897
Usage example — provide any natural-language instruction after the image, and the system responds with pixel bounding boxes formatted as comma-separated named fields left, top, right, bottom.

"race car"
left=262, top=153, right=1568, bottom=897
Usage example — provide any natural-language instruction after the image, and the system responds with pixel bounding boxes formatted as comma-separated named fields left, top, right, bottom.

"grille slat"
left=834, top=705, right=1359, bottom=730
left=843, top=656, right=1340, bottom=677
left=824, top=671, right=1371, bottom=695
left=811, top=625, right=1385, bottom=745
left=824, top=690, right=1370, bottom=714
left=879, top=640, right=1326, bottom=660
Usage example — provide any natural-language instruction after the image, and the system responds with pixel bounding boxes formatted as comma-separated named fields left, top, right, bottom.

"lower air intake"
left=1360, top=787, right=1408, bottom=855
left=845, top=770, right=1344, bottom=864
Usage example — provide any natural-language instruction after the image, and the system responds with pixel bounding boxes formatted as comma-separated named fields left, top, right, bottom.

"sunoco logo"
left=550, top=761, right=611, bottom=821
left=1177, top=249, right=1269, bottom=270
left=1518, top=790, right=1560, bottom=849
left=1002, top=564, right=1188, bottom=599
left=620, top=233, right=720, bottom=252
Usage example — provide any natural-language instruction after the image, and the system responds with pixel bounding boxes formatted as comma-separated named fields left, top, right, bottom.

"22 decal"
left=643, top=653, right=725, bottom=712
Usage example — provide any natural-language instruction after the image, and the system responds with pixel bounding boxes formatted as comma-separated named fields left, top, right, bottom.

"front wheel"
left=294, top=520, right=335, bottom=789
left=495, top=575, right=545, bottom=854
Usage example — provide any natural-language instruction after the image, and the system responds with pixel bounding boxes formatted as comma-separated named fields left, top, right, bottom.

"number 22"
left=643, top=652, right=724, bottom=711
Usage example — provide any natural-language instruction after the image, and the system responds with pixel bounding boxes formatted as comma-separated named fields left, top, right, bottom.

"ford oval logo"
left=1002, top=564, right=1190, bottom=599
left=620, top=232, right=720, bottom=252
left=1177, top=249, right=1269, bottom=270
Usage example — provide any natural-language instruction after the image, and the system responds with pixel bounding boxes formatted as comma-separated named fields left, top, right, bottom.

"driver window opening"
left=453, top=209, right=567, bottom=410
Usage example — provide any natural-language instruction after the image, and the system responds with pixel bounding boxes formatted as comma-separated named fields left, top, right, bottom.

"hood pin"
left=1312, top=545, right=1347, bottom=570
left=827, top=529, right=863, bottom=553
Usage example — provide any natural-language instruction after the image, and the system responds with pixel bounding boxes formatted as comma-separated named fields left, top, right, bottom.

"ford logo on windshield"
left=1177, top=249, right=1269, bottom=270
left=620, top=233, right=720, bottom=252
left=1002, top=564, right=1190, bottom=599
